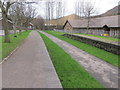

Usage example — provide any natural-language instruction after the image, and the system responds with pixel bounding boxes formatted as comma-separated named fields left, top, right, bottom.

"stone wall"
left=63, top=34, right=120, bottom=55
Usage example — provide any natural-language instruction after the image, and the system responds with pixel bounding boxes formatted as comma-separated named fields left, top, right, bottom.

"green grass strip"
left=77, top=33, right=120, bottom=42
left=45, top=31, right=119, bottom=68
left=1, top=31, right=31, bottom=61
left=39, top=32, right=104, bottom=88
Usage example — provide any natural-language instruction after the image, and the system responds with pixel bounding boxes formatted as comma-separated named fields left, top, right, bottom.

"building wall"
left=64, top=27, right=120, bottom=37
left=43, top=25, right=56, bottom=30
left=64, top=21, right=120, bottom=37
left=110, top=28, right=120, bottom=36
left=72, top=28, right=103, bottom=36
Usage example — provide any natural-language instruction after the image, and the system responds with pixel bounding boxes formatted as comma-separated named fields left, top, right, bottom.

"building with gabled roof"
left=63, top=15, right=120, bottom=37
left=64, top=15, right=119, bottom=29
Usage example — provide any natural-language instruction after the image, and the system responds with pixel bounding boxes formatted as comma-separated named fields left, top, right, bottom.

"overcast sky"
left=32, top=0, right=119, bottom=18
left=0, top=0, right=119, bottom=18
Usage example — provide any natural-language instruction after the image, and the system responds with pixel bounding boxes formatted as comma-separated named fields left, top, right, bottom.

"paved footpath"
left=2, top=31, right=62, bottom=88
left=40, top=31, right=119, bottom=88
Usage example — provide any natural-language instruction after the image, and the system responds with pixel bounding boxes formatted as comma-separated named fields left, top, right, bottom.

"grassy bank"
left=77, top=33, right=120, bottom=42
left=45, top=31, right=119, bottom=68
left=1, top=31, right=31, bottom=61
left=39, top=32, right=104, bottom=88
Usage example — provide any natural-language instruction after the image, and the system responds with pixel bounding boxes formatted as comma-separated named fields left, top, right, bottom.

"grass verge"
left=1, top=31, right=31, bottom=61
left=39, top=32, right=104, bottom=88
left=45, top=31, right=119, bottom=68
left=77, top=33, right=120, bottom=42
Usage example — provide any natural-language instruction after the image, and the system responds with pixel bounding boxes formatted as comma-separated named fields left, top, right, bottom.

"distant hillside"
left=101, top=5, right=120, bottom=16
left=45, top=5, right=120, bottom=26
left=62, top=14, right=81, bottom=20
left=45, top=14, right=81, bottom=26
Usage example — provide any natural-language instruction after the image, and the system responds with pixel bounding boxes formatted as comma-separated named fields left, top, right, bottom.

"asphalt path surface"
left=2, top=31, right=62, bottom=88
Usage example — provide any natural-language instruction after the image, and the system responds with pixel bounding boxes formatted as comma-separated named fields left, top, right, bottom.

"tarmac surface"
left=1, top=31, right=62, bottom=88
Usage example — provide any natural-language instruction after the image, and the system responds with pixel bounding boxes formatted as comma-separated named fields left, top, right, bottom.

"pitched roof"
left=65, top=15, right=119, bottom=28
left=28, top=23, right=34, bottom=26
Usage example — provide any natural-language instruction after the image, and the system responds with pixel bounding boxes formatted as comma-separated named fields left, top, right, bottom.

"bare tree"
left=9, top=2, right=25, bottom=36
left=60, top=1, right=66, bottom=26
left=47, top=2, right=51, bottom=26
left=75, top=2, right=81, bottom=17
left=0, top=0, right=37, bottom=42
left=17, top=2, right=26, bottom=34
left=23, top=4, right=37, bottom=31
left=0, top=0, right=14, bottom=43
left=45, top=1, right=55, bottom=29
left=32, top=15, right=44, bottom=30
left=9, top=5, right=17, bottom=37
left=82, top=1, right=97, bottom=32
left=55, top=0, right=66, bottom=27
left=44, top=0, right=66, bottom=29
left=56, top=1, right=62, bottom=28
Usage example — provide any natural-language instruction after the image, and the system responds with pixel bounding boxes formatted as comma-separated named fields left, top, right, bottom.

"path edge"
left=38, top=31, right=63, bottom=88
left=0, top=32, right=31, bottom=65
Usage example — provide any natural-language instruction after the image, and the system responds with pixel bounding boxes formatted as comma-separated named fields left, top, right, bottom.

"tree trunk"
left=26, top=27, right=28, bottom=32
left=25, top=25, right=28, bottom=32
left=2, top=13, right=10, bottom=43
left=13, top=22, right=17, bottom=37
left=19, top=25, right=22, bottom=34
left=19, top=30, right=22, bottom=34
left=87, top=17, right=90, bottom=34
left=19, top=24, right=22, bottom=34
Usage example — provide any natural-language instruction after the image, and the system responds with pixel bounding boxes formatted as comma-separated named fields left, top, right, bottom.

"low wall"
left=63, top=34, right=120, bottom=55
